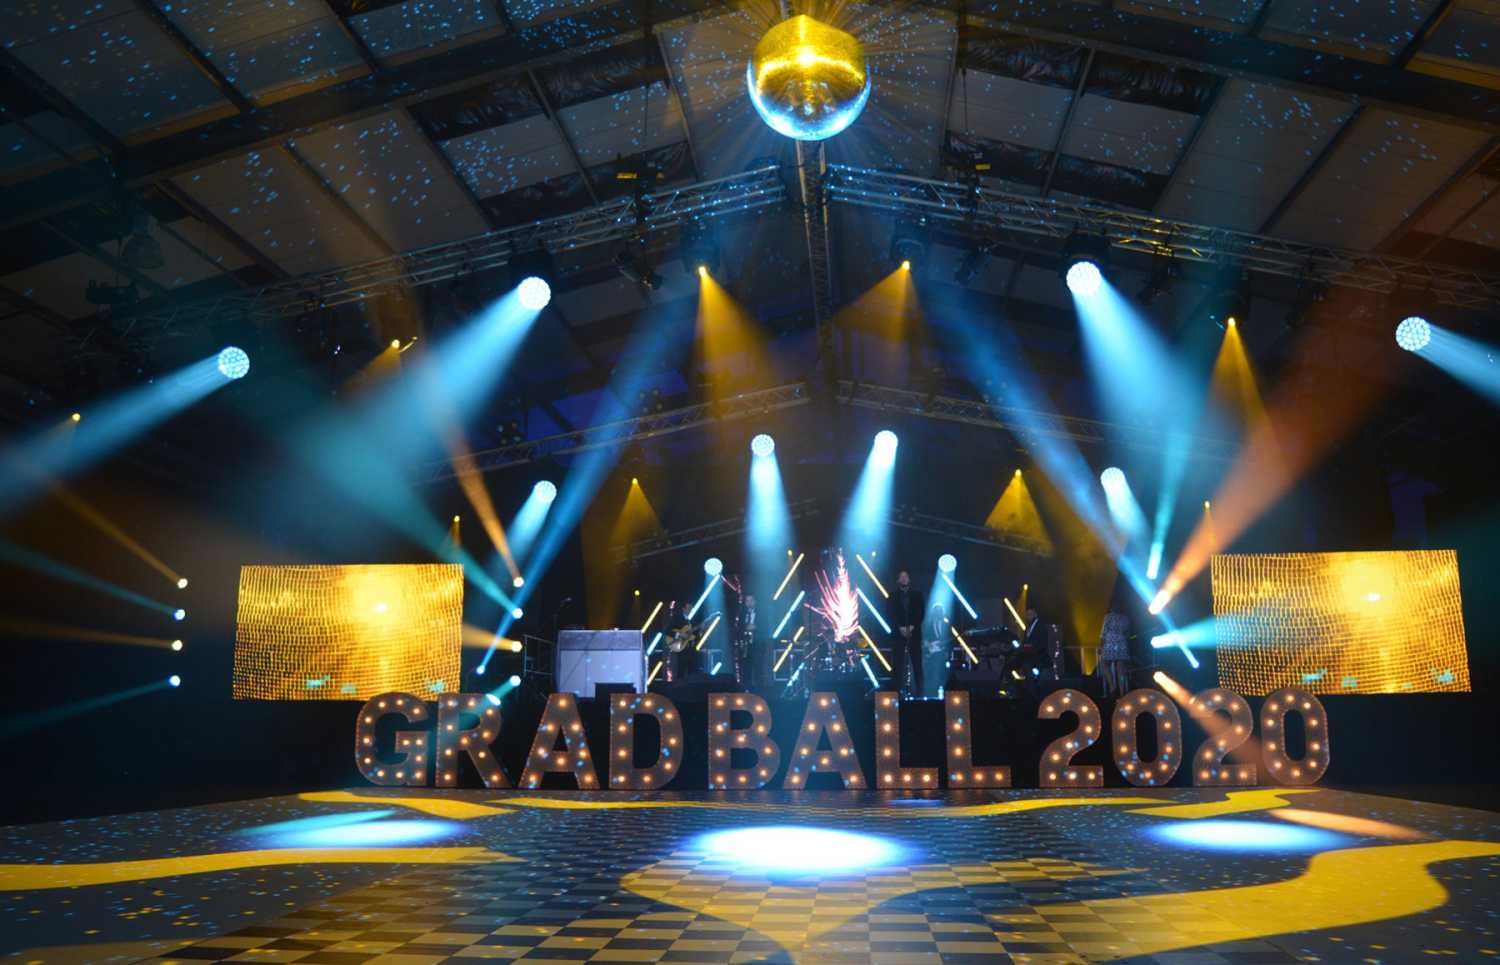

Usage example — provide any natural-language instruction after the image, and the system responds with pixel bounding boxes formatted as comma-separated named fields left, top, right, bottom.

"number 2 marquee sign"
left=355, top=686, right=1329, bottom=790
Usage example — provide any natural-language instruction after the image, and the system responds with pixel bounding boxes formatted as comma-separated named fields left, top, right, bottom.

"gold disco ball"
left=747, top=14, right=870, bottom=141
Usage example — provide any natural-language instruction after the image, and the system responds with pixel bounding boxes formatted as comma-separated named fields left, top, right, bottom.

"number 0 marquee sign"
left=355, top=686, right=1330, bottom=790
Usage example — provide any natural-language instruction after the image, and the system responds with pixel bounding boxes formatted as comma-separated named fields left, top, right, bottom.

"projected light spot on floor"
left=1148, top=819, right=1350, bottom=853
left=693, top=826, right=905, bottom=874
left=266, top=819, right=462, bottom=849
left=245, top=809, right=398, bottom=838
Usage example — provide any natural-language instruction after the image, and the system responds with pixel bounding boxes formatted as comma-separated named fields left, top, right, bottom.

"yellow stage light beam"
left=984, top=469, right=1053, bottom=554
left=45, top=481, right=183, bottom=586
left=773, top=551, right=804, bottom=601
left=460, top=624, right=521, bottom=651
left=1003, top=597, right=1026, bottom=632
left=773, top=639, right=796, bottom=673
left=640, top=600, right=664, bottom=634
left=589, top=479, right=665, bottom=627
left=647, top=660, right=664, bottom=685
left=1018, top=582, right=1030, bottom=616
left=695, top=271, right=774, bottom=401
left=950, top=626, right=978, bottom=664
left=856, top=625, right=892, bottom=671
left=444, top=435, right=519, bottom=583
left=695, top=613, right=722, bottom=651
left=855, top=553, right=888, bottom=598
left=833, top=268, right=924, bottom=382
left=0, top=618, right=178, bottom=650
left=1153, top=310, right=1397, bottom=612
left=1025, top=465, right=1113, bottom=673
left=1211, top=321, right=1268, bottom=430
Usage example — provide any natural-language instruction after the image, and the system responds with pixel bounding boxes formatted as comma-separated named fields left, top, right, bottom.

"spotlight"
left=517, top=276, right=551, bottom=310
left=217, top=346, right=250, bottom=380
left=1059, top=232, right=1108, bottom=296
left=1100, top=467, right=1125, bottom=490
left=510, top=640, right=523, bottom=653
left=390, top=339, right=401, bottom=349
left=511, top=607, right=524, bottom=619
left=534, top=480, right=558, bottom=502
left=890, top=223, right=927, bottom=273
left=177, top=577, right=188, bottom=589
left=937, top=553, right=957, bottom=574
left=171, top=639, right=183, bottom=651
left=1396, top=315, right=1431, bottom=352
left=705, top=557, right=724, bottom=577
left=476, top=665, right=485, bottom=675
left=874, top=429, right=898, bottom=453
left=751, top=433, right=775, bottom=457
left=508, top=674, right=521, bottom=686
left=512, top=576, right=525, bottom=588
left=70, top=412, right=81, bottom=423
left=173, top=608, right=186, bottom=621
left=168, top=674, right=181, bottom=688
left=452, top=515, right=461, bottom=523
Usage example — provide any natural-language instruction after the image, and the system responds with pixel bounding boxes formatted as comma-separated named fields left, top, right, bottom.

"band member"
left=734, top=594, right=760, bottom=688
left=886, top=570, right=925, bottom=698
left=922, top=602, right=950, bottom=699
left=1097, top=595, right=1132, bottom=697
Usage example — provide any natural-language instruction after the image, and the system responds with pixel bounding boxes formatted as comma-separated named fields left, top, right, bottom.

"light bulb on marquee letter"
left=1111, top=688, right=1182, bottom=787
left=945, top=690, right=1011, bottom=788
left=519, top=693, right=599, bottom=789
left=786, top=692, right=865, bottom=789
left=708, top=692, right=781, bottom=789
left=610, top=692, right=684, bottom=789
left=355, top=692, right=429, bottom=787
left=436, top=693, right=509, bottom=788
left=1037, top=689, right=1103, bottom=788
left=1260, top=686, right=1330, bottom=786
left=874, top=692, right=937, bottom=789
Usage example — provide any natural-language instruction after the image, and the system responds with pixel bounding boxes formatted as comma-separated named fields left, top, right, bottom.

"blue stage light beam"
left=1402, top=321, right=1500, bottom=406
left=840, top=430, right=900, bottom=556
left=747, top=439, right=793, bottom=609
left=856, top=586, right=891, bottom=633
left=493, top=297, right=699, bottom=649
left=0, top=351, right=248, bottom=517
left=1100, top=467, right=1148, bottom=548
left=1147, top=429, right=1193, bottom=581
left=0, top=539, right=180, bottom=619
left=503, top=479, right=558, bottom=571
left=772, top=590, right=806, bottom=638
left=687, top=572, right=722, bottom=621
left=860, top=655, right=881, bottom=689
left=1150, top=616, right=1219, bottom=651
left=0, top=676, right=174, bottom=740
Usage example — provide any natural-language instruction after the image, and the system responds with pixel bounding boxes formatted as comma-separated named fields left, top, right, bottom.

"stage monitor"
left=233, top=564, right=462, bottom=700
left=1211, top=549, right=1469, bottom=695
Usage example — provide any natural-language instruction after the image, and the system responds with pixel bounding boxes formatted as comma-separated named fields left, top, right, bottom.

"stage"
left=3, top=788, right=1497, bottom=964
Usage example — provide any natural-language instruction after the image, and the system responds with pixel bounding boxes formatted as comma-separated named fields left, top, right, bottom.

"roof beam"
left=131, top=0, right=252, bottom=112
left=0, top=0, right=725, bottom=231
left=526, top=69, right=601, bottom=206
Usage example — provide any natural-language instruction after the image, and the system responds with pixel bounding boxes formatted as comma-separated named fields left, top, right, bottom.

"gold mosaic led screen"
left=1211, top=550, right=1469, bottom=695
left=233, top=564, right=462, bottom=700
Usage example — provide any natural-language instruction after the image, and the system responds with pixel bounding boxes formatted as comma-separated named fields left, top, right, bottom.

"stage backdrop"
left=1211, top=549, right=1469, bottom=694
left=233, top=564, right=462, bottom=699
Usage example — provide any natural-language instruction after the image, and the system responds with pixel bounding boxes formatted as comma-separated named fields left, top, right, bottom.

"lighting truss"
left=611, top=498, right=822, bottom=564
left=839, top=381, right=1239, bottom=463
left=423, top=381, right=811, bottom=481
left=116, top=165, right=788, bottom=331
left=890, top=505, right=1052, bottom=556
left=825, top=165, right=1500, bottom=310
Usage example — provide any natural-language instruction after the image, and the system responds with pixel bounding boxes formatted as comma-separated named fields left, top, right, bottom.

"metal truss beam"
left=611, top=498, right=822, bottom=563
left=825, top=165, right=1500, bottom=309
left=115, top=165, right=787, bottom=331
left=838, top=380, right=1238, bottom=462
left=424, top=381, right=811, bottom=481
left=890, top=505, right=1051, bottom=556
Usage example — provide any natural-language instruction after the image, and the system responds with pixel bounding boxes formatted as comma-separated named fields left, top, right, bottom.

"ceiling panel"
left=290, top=109, right=489, bottom=251
left=1270, top=109, right=1492, bottom=249
left=554, top=275, right=646, bottom=327
left=502, top=0, right=608, bottom=27
left=947, top=71, right=1072, bottom=152
left=3, top=251, right=112, bottom=319
left=441, top=115, right=574, bottom=198
left=1120, top=0, right=1264, bottom=28
left=171, top=147, right=387, bottom=275
left=1155, top=80, right=1354, bottom=230
left=1412, top=175, right=1500, bottom=247
left=7, top=6, right=228, bottom=138
left=0, top=111, right=95, bottom=178
left=659, top=9, right=777, bottom=179
left=1263, top=0, right=1445, bottom=57
left=1060, top=95, right=1197, bottom=175
left=559, top=81, right=685, bottom=168
left=351, top=0, right=502, bottom=61
left=164, top=0, right=367, bottom=103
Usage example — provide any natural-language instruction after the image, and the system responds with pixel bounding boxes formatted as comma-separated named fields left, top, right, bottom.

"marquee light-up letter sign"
left=355, top=686, right=1326, bottom=788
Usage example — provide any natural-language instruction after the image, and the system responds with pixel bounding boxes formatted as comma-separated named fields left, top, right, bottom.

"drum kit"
left=778, top=629, right=866, bottom=697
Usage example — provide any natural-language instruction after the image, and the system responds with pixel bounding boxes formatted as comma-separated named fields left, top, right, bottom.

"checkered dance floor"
left=3, top=788, right=1498, bottom=964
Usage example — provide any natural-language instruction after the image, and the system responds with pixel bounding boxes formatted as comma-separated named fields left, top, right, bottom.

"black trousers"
left=893, top=631, right=922, bottom=696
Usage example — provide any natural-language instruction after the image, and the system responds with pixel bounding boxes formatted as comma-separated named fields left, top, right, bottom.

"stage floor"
left=3, top=788, right=1498, bottom=964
